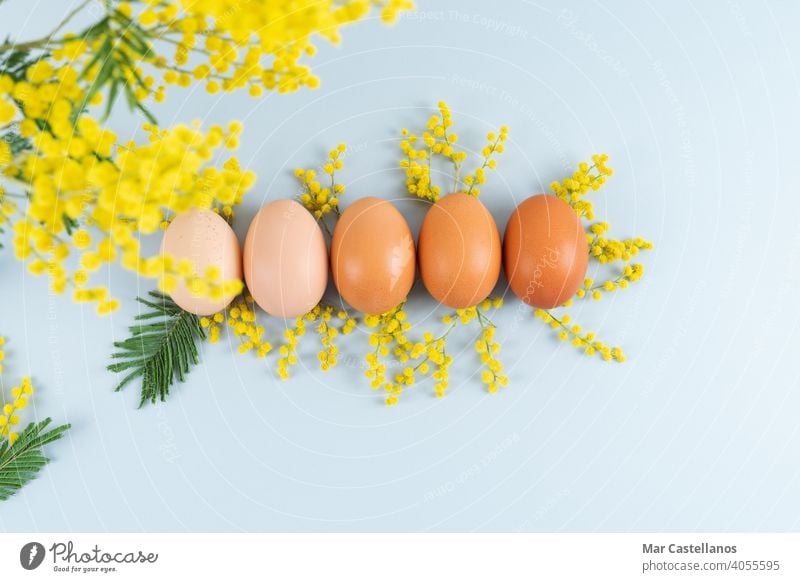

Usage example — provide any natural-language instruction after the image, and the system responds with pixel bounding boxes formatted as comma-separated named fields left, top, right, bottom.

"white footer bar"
left=1, top=533, right=796, bottom=581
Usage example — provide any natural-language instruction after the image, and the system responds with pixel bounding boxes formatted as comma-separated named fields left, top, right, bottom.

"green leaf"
left=62, top=214, right=79, bottom=235
left=74, top=16, right=110, bottom=42
left=134, top=100, right=158, bottom=125
left=121, top=82, right=157, bottom=124
left=78, top=36, right=112, bottom=82
left=2, top=131, right=32, bottom=156
left=72, top=25, right=159, bottom=125
left=0, top=47, right=45, bottom=81
left=73, top=37, right=114, bottom=120
left=0, top=418, right=70, bottom=502
left=108, top=291, right=206, bottom=407
left=103, top=77, right=120, bottom=121
left=114, top=17, right=152, bottom=58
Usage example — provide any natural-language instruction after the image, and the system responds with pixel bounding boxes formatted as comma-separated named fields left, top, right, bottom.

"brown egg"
left=331, top=196, right=415, bottom=315
left=418, top=192, right=501, bottom=309
left=503, top=194, right=588, bottom=308
left=160, top=209, right=242, bottom=316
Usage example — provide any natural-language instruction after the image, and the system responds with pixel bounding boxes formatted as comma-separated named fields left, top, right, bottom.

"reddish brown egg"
left=418, top=192, right=501, bottom=309
left=331, top=196, right=415, bottom=315
left=503, top=194, right=588, bottom=308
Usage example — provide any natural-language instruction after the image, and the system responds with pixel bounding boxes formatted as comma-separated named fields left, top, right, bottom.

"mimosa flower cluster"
left=0, top=334, right=69, bottom=500
left=296, top=144, right=348, bottom=238
left=205, top=292, right=358, bottom=380
left=0, top=57, right=252, bottom=313
left=275, top=306, right=357, bottom=379
left=400, top=101, right=508, bottom=201
left=584, top=221, right=653, bottom=262
left=364, top=304, right=413, bottom=404
left=538, top=155, right=654, bottom=358
left=0, top=337, right=34, bottom=446
left=34, top=0, right=412, bottom=115
left=360, top=297, right=507, bottom=405
left=550, top=154, right=614, bottom=220
left=0, top=0, right=412, bottom=315
left=534, top=308, right=625, bottom=362
left=463, top=126, right=509, bottom=197
left=137, top=0, right=413, bottom=98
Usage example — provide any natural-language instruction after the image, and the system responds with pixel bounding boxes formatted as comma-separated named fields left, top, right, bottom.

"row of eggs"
left=161, top=193, right=588, bottom=317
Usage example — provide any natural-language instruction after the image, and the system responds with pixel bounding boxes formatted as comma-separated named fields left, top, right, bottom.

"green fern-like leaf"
left=0, top=418, right=70, bottom=502
left=0, top=45, right=40, bottom=80
left=108, top=291, right=205, bottom=407
left=1, top=131, right=32, bottom=156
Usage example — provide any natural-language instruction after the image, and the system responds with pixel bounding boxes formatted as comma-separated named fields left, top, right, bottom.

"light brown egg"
left=160, top=209, right=242, bottom=316
left=503, top=194, right=588, bottom=308
left=243, top=199, right=328, bottom=318
left=418, top=192, right=501, bottom=309
left=331, top=196, right=415, bottom=315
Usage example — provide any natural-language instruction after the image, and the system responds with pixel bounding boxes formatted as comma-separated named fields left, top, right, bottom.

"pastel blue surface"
left=1, top=0, right=799, bottom=532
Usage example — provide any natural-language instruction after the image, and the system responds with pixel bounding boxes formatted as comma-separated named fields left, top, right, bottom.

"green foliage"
left=0, top=44, right=42, bottom=80
left=61, top=214, right=79, bottom=235
left=1, top=45, right=45, bottom=155
left=108, top=291, right=206, bottom=407
left=2, top=130, right=32, bottom=156
left=0, top=418, right=70, bottom=501
left=73, top=11, right=158, bottom=123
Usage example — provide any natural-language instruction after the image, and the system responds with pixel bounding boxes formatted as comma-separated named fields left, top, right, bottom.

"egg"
left=243, top=199, right=328, bottom=318
left=503, top=194, right=588, bottom=309
left=331, top=196, right=415, bottom=315
left=418, top=192, right=501, bottom=309
left=160, top=209, right=242, bottom=316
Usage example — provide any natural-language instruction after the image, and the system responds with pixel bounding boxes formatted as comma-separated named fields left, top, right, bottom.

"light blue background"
left=1, top=0, right=799, bottom=532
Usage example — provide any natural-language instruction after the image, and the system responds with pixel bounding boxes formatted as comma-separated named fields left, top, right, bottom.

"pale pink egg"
left=160, top=209, right=242, bottom=315
left=243, top=199, right=328, bottom=318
